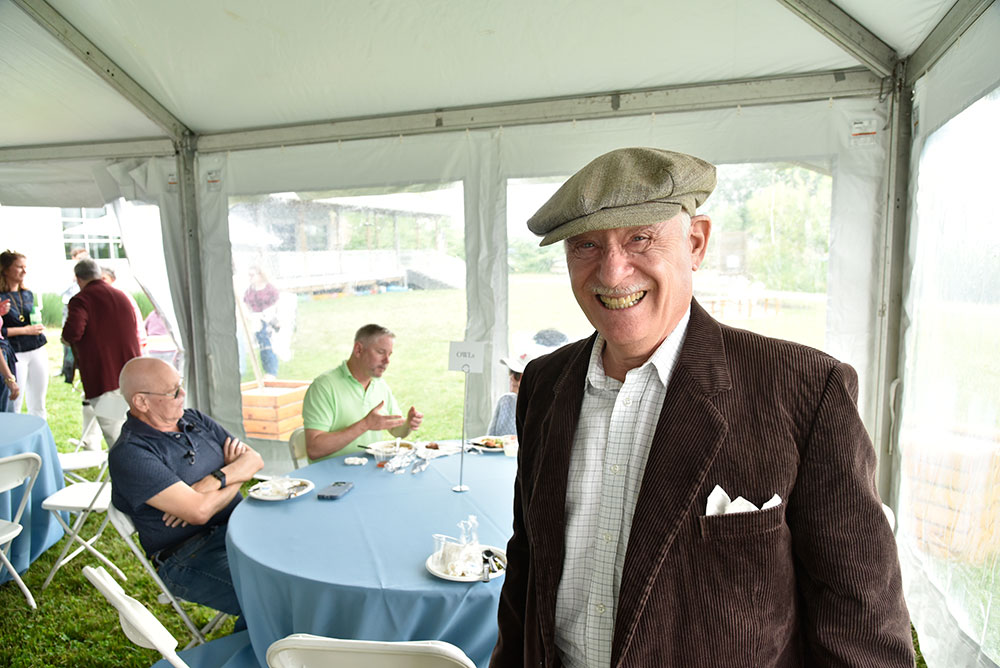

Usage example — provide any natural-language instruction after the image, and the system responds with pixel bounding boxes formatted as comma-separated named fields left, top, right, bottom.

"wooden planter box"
left=901, top=428, right=1000, bottom=565
left=240, top=380, right=311, bottom=442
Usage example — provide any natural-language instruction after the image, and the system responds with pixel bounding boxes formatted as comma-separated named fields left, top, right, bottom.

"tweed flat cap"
left=527, top=147, right=716, bottom=246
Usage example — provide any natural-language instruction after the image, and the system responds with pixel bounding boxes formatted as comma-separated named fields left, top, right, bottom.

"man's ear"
left=130, top=393, right=148, bottom=413
left=689, top=214, right=711, bottom=267
left=352, top=341, right=363, bottom=358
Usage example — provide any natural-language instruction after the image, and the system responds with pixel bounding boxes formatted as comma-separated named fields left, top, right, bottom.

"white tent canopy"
left=2, top=1, right=999, bottom=665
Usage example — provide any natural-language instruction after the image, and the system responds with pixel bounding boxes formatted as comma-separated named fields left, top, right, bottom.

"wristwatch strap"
left=211, top=469, right=226, bottom=489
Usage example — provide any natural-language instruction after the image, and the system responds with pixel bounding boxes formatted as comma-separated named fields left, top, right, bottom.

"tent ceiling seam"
left=776, top=0, right=898, bottom=78
left=0, top=139, right=176, bottom=163
left=11, top=0, right=190, bottom=142
left=197, top=68, right=884, bottom=154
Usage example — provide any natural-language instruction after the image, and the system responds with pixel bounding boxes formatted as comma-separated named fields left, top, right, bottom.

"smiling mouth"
left=598, top=291, right=646, bottom=310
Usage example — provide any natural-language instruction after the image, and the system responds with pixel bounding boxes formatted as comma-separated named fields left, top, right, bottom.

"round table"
left=227, top=448, right=516, bottom=668
left=0, top=413, right=65, bottom=584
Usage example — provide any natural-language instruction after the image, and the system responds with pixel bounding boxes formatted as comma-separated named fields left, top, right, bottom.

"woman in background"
left=0, top=250, right=48, bottom=417
left=243, top=265, right=280, bottom=378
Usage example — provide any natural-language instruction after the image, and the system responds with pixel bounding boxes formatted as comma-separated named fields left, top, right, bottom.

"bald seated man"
left=109, top=357, right=262, bottom=630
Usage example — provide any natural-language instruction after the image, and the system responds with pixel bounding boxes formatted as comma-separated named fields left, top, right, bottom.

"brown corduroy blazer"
left=490, top=299, right=914, bottom=668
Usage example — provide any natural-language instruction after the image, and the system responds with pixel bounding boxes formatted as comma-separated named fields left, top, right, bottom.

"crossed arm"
left=146, top=438, right=263, bottom=527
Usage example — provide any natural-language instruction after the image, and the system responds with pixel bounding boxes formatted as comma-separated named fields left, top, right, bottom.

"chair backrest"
left=82, top=565, right=190, bottom=668
left=266, top=634, right=477, bottom=668
left=288, top=427, right=307, bottom=469
left=0, top=453, right=42, bottom=528
left=107, top=502, right=137, bottom=538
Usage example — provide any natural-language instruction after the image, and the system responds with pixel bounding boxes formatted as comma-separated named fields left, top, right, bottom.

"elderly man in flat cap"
left=490, top=148, right=914, bottom=668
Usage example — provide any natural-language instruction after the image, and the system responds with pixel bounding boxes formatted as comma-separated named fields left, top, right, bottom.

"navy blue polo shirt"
left=109, top=409, right=241, bottom=557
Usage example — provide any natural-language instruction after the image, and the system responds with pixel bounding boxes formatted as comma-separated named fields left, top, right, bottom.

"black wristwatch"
left=211, top=469, right=226, bottom=489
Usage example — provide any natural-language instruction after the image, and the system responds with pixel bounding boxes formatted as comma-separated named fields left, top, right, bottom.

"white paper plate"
left=248, top=478, right=315, bottom=501
left=425, top=546, right=507, bottom=582
left=469, top=435, right=512, bottom=453
left=416, top=441, right=463, bottom=460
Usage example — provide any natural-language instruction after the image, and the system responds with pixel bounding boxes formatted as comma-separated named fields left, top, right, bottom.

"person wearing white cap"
left=487, top=351, right=532, bottom=437
left=488, top=330, right=569, bottom=437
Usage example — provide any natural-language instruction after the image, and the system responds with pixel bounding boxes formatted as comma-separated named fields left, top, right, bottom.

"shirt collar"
left=585, top=305, right=692, bottom=389
left=122, top=409, right=200, bottom=438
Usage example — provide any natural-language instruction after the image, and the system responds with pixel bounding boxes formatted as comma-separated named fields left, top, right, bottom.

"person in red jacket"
left=62, top=258, right=141, bottom=448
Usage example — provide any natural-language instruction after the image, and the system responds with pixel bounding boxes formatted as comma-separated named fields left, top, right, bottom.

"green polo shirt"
left=302, top=361, right=401, bottom=461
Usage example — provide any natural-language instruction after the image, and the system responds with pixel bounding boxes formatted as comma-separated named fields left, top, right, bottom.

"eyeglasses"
left=136, top=383, right=184, bottom=400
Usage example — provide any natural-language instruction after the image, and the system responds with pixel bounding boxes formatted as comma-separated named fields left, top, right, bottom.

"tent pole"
left=871, top=62, right=912, bottom=508
left=176, top=136, right=212, bottom=411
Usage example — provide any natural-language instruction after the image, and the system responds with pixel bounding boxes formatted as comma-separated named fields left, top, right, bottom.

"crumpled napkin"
left=343, top=457, right=367, bottom=466
left=706, top=484, right=781, bottom=516
left=439, top=541, right=484, bottom=577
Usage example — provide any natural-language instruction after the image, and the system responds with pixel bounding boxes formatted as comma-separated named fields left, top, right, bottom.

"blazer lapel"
left=612, top=300, right=732, bottom=665
left=524, top=336, right=594, bottom=650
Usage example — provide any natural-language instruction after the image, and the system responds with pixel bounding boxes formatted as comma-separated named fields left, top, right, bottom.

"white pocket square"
left=706, top=484, right=781, bottom=516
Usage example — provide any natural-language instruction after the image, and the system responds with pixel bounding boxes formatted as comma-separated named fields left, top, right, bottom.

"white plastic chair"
left=59, top=401, right=108, bottom=483
left=82, top=564, right=191, bottom=668
left=288, top=426, right=307, bottom=470
left=57, top=445, right=108, bottom=485
left=107, top=503, right=228, bottom=648
left=40, top=478, right=125, bottom=589
left=0, top=452, right=42, bottom=609
left=266, top=634, right=477, bottom=668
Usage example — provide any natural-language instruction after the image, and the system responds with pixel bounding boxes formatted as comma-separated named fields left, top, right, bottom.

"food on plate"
left=477, top=437, right=504, bottom=449
left=425, top=442, right=439, bottom=450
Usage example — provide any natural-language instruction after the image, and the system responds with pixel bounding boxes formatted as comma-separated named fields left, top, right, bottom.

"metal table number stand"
left=448, top=341, right=485, bottom=493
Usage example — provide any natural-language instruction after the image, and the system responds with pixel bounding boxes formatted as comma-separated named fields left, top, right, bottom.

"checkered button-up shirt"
left=553, top=308, right=690, bottom=668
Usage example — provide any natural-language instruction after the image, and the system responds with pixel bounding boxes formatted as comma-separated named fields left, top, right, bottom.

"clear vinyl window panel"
left=228, top=183, right=467, bottom=441
left=897, top=85, right=1000, bottom=666
left=699, top=162, right=830, bottom=350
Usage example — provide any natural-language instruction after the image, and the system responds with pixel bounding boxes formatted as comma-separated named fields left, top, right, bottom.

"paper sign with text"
left=448, top=341, right=486, bottom=373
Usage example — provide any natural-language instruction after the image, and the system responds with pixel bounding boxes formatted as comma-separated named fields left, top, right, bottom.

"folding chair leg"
left=179, top=611, right=229, bottom=649
left=201, top=611, right=229, bottom=637
left=42, top=512, right=125, bottom=589
left=0, top=551, right=36, bottom=609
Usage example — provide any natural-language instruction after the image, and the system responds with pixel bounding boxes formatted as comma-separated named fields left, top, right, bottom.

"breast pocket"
left=698, top=501, right=786, bottom=540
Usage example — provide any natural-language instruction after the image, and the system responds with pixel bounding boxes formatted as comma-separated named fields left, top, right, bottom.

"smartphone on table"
left=317, top=481, right=354, bottom=500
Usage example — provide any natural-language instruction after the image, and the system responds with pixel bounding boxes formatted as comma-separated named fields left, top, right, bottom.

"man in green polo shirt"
left=302, top=323, right=423, bottom=461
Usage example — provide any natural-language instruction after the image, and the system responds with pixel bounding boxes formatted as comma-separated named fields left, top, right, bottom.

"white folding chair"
left=57, top=447, right=108, bottom=485
left=266, top=634, right=477, bottom=668
left=107, top=503, right=228, bottom=648
left=288, top=426, right=306, bottom=470
left=82, top=564, right=191, bottom=668
left=40, top=478, right=125, bottom=589
left=0, top=452, right=42, bottom=609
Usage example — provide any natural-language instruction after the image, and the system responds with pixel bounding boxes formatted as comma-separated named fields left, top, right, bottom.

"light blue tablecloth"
left=227, top=449, right=517, bottom=668
left=0, top=413, right=65, bottom=584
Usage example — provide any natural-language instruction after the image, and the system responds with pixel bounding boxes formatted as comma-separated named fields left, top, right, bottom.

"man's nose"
left=596, top=245, right=632, bottom=286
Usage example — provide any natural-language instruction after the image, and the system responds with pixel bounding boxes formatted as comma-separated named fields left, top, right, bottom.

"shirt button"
left=603, top=533, right=612, bottom=542
left=623, top=397, right=632, bottom=406
left=610, top=464, right=620, bottom=474
left=595, top=603, right=606, bottom=614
